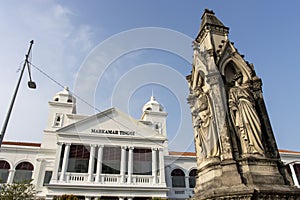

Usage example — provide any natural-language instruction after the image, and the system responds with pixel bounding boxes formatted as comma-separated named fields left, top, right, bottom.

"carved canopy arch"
left=190, top=68, right=207, bottom=90
left=221, top=58, right=252, bottom=84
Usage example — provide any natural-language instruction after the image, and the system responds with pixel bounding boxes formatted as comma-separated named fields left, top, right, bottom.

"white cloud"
left=0, top=1, right=95, bottom=143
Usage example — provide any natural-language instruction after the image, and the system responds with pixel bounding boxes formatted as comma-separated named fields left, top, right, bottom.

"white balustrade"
left=101, top=174, right=121, bottom=183
left=65, top=173, right=89, bottom=183
left=54, top=173, right=159, bottom=186
left=131, top=175, right=153, bottom=184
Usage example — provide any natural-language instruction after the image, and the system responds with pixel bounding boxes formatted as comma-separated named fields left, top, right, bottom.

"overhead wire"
left=28, top=61, right=167, bottom=148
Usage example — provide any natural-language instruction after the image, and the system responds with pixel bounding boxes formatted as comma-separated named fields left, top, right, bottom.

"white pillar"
left=51, top=142, right=63, bottom=182
left=120, top=146, right=127, bottom=183
left=127, top=146, right=134, bottom=183
left=88, top=144, right=96, bottom=182
left=185, top=175, right=190, bottom=189
left=7, top=169, right=15, bottom=183
left=119, top=197, right=124, bottom=200
left=152, top=147, right=157, bottom=184
left=32, top=158, right=45, bottom=188
left=59, top=143, right=71, bottom=181
left=85, top=196, right=91, bottom=200
left=165, top=165, right=172, bottom=187
left=158, top=148, right=166, bottom=184
left=290, top=163, right=300, bottom=187
left=127, top=197, right=133, bottom=200
left=95, top=145, right=104, bottom=183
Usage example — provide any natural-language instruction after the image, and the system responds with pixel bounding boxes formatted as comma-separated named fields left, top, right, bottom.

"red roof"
left=2, top=141, right=41, bottom=147
left=169, top=151, right=196, bottom=156
left=279, top=149, right=300, bottom=155
left=1, top=141, right=300, bottom=155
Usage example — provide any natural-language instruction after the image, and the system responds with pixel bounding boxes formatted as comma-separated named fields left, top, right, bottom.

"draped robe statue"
left=229, top=73, right=264, bottom=156
left=189, top=85, right=220, bottom=159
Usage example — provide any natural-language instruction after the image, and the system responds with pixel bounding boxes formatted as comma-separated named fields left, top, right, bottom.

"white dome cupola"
left=53, top=86, right=76, bottom=104
left=45, top=87, right=77, bottom=131
left=140, top=95, right=167, bottom=139
left=142, top=95, right=164, bottom=113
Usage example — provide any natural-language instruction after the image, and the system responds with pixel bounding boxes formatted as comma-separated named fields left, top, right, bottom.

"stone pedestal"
left=193, top=156, right=300, bottom=200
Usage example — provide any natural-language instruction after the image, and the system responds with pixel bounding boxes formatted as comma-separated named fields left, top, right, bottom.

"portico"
left=51, top=143, right=164, bottom=186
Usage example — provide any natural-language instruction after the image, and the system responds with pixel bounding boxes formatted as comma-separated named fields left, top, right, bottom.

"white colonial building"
left=0, top=87, right=299, bottom=199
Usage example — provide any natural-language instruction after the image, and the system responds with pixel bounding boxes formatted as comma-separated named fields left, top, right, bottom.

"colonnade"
left=51, top=142, right=166, bottom=184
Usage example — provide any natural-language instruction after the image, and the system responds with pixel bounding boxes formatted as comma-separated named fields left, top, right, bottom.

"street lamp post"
left=0, top=40, right=36, bottom=148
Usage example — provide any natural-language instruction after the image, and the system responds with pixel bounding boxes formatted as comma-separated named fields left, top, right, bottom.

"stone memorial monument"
left=187, top=9, right=300, bottom=199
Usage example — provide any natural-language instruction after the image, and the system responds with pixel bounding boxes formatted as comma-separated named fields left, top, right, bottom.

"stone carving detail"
left=228, top=72, right=264, bottom=156
left=188, top=76, right=220, bottom=159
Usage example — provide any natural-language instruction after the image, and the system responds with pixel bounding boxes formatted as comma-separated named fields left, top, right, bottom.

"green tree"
left=0, top=180, right=38, bottom=200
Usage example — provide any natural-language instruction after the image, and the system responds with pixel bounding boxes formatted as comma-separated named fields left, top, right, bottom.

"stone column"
left=7, top=169, right=15, bottom=183
left=119, top=197, right=124, bottom=200
left=51, top=142, right=63, bottom=182
left=152, top=147, right=157, bottom=184
left=95, top=145, right=104, bottom=183
left=127, top=146, right=134, bottom=183
left=88, top=144, right=96, bottom=182
left=120, top=146, right=127, bottom=183
left=158, top=148, right=166, bottom=184
left=59, top=143, right=71, bottom=181
left=289, top=163, right=300, bottom=187
left=85, top=196, right=91, bottom=200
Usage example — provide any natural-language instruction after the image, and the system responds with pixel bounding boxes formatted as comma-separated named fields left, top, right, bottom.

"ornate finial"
left=204, top=9, right=215, bottom=15
left=201, top=9, right=215, bottom=19
left=150, top=89, right=156, bottom=101
left=64, top=86, right=69, bottom=91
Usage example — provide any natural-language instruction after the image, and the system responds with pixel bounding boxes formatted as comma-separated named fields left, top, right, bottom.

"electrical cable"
left=28, top=61, right=167, bottom=148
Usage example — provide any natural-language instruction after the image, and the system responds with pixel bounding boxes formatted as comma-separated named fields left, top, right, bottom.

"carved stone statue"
left=188, top=76, right=220, bottom=159
left=228, top=72, right=264, bottom=156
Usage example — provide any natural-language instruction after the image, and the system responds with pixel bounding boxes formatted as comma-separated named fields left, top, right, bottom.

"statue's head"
left=233, top=72, right=243, bottom=84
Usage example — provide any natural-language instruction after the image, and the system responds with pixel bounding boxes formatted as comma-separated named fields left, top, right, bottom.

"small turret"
left=142, top=95, right=164, bottom=113
left=45, top=87, right=76, bottom=131
left=141, top=95, right=167, bottom=137
left=42, top=87, right=77, bottom=148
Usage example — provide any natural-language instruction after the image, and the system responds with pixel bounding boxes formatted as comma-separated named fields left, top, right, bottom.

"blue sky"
left=0, top=1, right=300, bottom=152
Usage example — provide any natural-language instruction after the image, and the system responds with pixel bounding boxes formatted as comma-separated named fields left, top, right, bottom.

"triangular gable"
left=57, top=107, right=166, bottom=140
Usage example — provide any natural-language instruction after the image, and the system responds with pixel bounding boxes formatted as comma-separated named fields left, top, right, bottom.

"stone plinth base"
left=193, top=156, right=300, bottom=199
left=192, top=184, right=300, bottom=200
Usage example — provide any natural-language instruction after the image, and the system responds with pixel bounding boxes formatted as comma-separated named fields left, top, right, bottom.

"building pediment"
left=56, top=107, right=166, bottom=141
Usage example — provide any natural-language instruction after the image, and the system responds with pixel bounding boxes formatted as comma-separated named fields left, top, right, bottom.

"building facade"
left=0, top=87, right=299, bottom=199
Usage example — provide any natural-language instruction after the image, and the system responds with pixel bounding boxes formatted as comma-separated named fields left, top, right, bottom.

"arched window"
left=189, top=169, right=197, bottom=188
left=0, top=160, right=10, bottom=183
left=13, top=162, right=34, bottom=183
left=171, top=169, right=185, bottom=188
